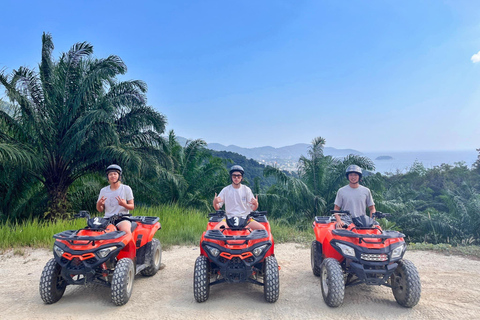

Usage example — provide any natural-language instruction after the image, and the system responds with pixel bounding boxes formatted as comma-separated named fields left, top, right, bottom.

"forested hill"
left=207, top=149, right=293, bottom=192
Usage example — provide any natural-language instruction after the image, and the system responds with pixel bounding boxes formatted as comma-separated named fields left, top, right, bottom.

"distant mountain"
left=172, top=136, right=362, bottom=171
left=206, top=142, right=362, bottom=161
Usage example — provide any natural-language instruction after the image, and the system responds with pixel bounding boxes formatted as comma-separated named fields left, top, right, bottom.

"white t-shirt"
left=334, top=185, right=375, bottom=218
left=217, top=184, right=255, bottom=218
left=97, top=184, right=134, bottom=218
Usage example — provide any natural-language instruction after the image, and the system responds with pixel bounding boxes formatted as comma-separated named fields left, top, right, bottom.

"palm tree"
left=0, top=33, right=167, bottom=219
left=263, top=136, right=376, bottom=222
left=161, top=130, right=228, bottom=210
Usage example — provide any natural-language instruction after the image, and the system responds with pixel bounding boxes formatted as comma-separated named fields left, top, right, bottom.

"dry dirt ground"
left=0, top=243, right=479, bottom=320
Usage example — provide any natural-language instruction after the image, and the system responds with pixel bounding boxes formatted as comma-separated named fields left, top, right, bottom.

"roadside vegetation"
left=0, top=204, right=313, bottom=250
left=1, top=33, right=480, bottom=257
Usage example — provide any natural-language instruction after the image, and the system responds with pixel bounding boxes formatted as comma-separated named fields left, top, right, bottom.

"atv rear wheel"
left=391, top=259, right=421, bottom=308
left=193, top=255, right=210, bottom=302
left=311, top=240, right=323, bottom=277
left=264, top=255, right=280, bottom=303
left=141, top=238, right=162, bottom=277
left=39, top=258, right=67, bottom=304
left=111, top=258, right=135, bottom=306
left=320, top=258, right=344, bottom=307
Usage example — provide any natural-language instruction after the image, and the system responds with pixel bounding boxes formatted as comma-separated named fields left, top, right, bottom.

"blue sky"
left=1, top=0, right=480, bottom=152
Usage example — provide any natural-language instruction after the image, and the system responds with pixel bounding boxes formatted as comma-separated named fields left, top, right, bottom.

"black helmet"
left=229, top=165, right=244, bottom=176
left=345, top=165, right=362, bottom=179
left=106, top=164, right=122, bottom=174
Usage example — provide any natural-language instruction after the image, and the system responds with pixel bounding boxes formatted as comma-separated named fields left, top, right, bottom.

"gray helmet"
left=106, top=164, right=122, bottom=175
left=345, top=165, right=362, bottom=179
left=229, top=165, right=244, bottom=176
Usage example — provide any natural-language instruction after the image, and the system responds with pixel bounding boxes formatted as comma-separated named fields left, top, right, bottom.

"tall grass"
left=0, top=218, right=85, bottom=249
left=0, top=204, right=314, bottom=250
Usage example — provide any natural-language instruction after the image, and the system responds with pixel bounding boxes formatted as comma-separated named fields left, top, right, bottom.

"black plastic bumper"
left=202, top=241, right=271, bottom=283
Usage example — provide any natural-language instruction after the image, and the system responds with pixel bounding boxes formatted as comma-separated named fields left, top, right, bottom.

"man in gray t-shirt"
left=334, top=165, right=376, bottom=228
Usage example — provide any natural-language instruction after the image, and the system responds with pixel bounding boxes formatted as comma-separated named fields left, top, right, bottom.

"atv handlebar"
left=330, top=210, right=391, bottom=219
left=330, top=210, right=350, bottom=216
left=74, top=210, right=91, bottom=219
left=373, top=211, right=390, bottom=219
left=209, top=210, right=268, bottom=217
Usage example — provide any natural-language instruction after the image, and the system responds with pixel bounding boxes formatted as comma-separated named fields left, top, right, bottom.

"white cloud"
left=471, top=51, right=480, bottom=63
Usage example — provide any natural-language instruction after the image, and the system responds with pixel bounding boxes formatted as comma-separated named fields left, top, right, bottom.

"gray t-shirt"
left=97, top=184, right=134, bottom=218
left=217, top=184, right=255, bottom=218
left=334, top=185, right=374, bottom=218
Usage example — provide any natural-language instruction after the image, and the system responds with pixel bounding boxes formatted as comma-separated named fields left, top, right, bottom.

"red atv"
left=194, top=210, right=280, bottom=303
left=39, top=211, right=162, bottom=306
left=311, top=210, right=421, bottom=308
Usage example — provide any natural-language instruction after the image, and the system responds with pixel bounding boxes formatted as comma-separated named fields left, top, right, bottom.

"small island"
left=375, top=155, right=393, bottom=160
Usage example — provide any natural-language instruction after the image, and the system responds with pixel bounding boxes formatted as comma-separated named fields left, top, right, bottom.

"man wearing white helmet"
left=96, top=164, right=135, bottom=234
left=333, top=164, right=376, bottom=229
left=213, top=165, right=265, bottom=230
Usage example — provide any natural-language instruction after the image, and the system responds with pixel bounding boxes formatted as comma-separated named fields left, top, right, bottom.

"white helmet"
left=345, top=165, right=362, bottom=179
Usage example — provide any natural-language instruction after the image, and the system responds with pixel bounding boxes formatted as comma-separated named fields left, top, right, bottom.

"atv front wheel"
left=311, top=240, right=323, bottom=277
left=320, top=258, right=344, bottom=307
left=391, top=259, right=421, bottom=308
left=193, top=255, right=210, bottom=302
left=141, top=238, right=162, bottom=277
left=39, top=258, right=67, bottom=304
left=111, top=258, right=135, bottom=306
left=264, top=255, right=280, bottom=303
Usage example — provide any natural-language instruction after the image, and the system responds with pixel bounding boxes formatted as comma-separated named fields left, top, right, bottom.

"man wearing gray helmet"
left=333, top=164, right=376, bottom=229
left=96, top=164, right=135, bottom=234
left=213, top=165, right=265, bottom=230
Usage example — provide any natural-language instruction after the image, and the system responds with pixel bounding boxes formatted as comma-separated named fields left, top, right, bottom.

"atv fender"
left=117, top=239, right=137, bottom=261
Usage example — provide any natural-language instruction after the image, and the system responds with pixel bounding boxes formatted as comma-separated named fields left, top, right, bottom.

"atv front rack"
left=127, top=216, right=159, bottom=225
left=204, top=229, right=269, bottom=243
left=54, top=230, right=126, bottom=244
left=332, top=229, right=405, bottom=244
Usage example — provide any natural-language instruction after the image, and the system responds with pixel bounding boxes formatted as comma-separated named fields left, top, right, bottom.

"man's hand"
left=116, top=196, right=127, bottom=207
left=334, top=213, right=345, bottom=229
left=97, top=196, right=107, bottom=212
left=213, top=193, right=223, bottom=210
left=249, top=195, right=258, bottom=208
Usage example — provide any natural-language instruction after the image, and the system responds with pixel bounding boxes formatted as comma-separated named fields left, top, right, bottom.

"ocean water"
left=362, top=150, right=479, bottom=174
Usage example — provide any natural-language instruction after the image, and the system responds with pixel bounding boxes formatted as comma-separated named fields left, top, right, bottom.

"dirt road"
left=0, top=243, right=479, bottom=320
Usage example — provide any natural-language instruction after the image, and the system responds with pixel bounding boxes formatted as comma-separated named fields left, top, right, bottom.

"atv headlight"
left=391, top=244, right=405, bottom=259
left=205, top=245, right=220, bottom=257
left=97, top=246, right=117, bottom=258
left=253, top=245, right=267, bottom=257
left=54, top=245, right=64, bottom=257
left=337, top=243, right=355, bottom=257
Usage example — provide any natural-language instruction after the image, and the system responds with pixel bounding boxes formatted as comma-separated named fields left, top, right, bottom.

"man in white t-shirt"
left=96, top=164, right=135, bottom=234
left=334, top=165, right=376, bottom=229
left=213, top=165, right=265, bottom=230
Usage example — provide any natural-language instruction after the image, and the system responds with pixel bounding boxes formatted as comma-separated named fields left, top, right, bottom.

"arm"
left=334, top=204, right=344, bottom=228
left=369, top=205, right=376, bottom=218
